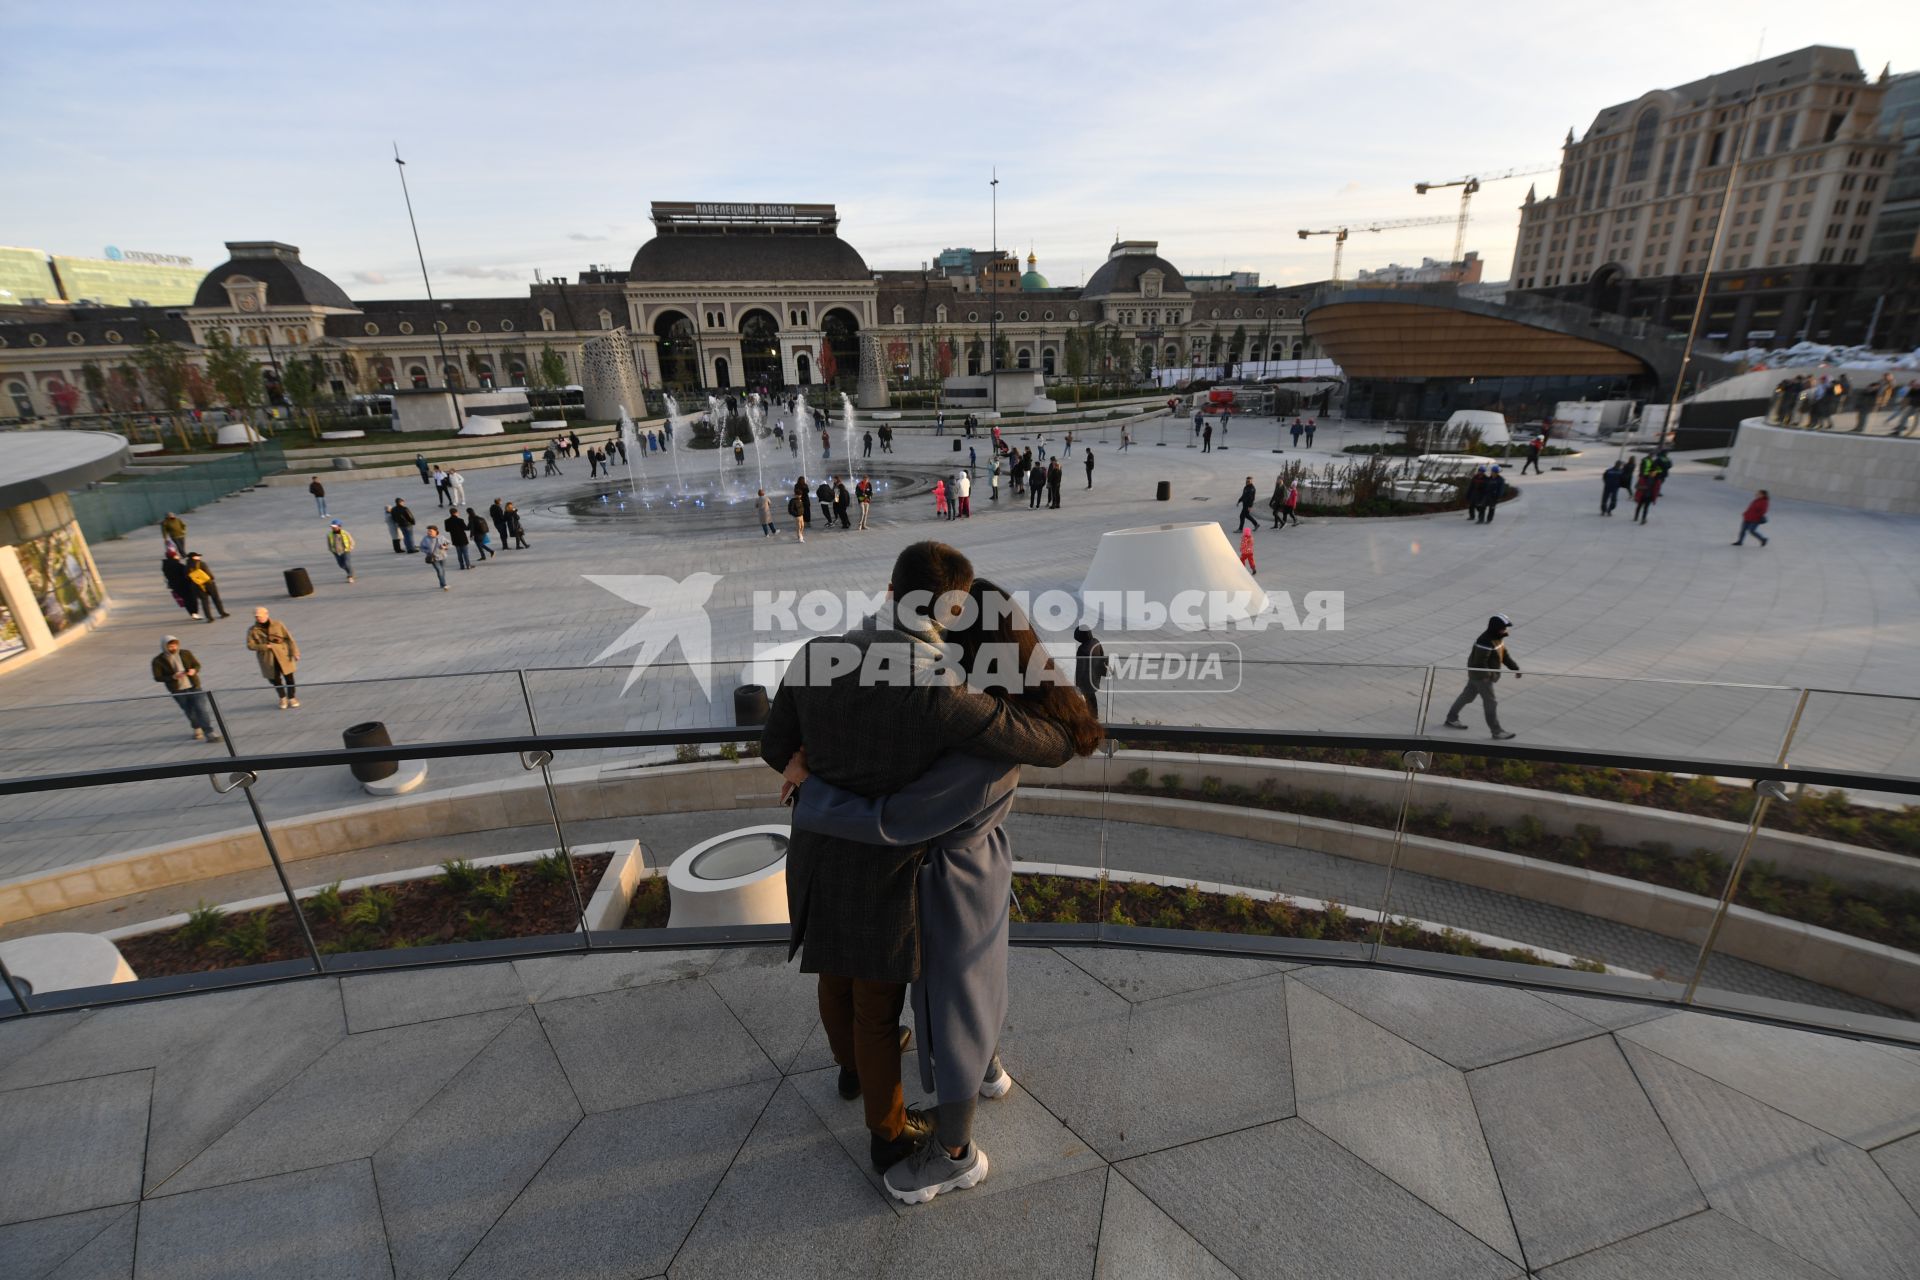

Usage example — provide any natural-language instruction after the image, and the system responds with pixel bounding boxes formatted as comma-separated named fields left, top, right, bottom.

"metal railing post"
left=0, top=951, right=33, bottom=1015
left=1679, top=688, right=1810, bottom=1005
left=516, top=671, right=590, bottom=936
left=204, top=690, right=324, bottom=972
left=1369, top=667, right=1437, bottom=957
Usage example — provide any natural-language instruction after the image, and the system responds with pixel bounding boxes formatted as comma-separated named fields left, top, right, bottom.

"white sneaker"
left=287, top=698, right=301, bottom=708
left=884, top=1141, right=989, bottom=1206
left=980, top=1054, right=1012, bottom=1099
left=278, top=697, right=288, bottom=710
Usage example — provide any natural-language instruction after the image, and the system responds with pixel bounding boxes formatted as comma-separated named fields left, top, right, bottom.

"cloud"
left=350, top=270, right=389, bottom=285
left=444, top=264, right=526, bottom=281
left=566, top=231, right=610, bottom=242
left=1338, top=181, right=1362, bottom=196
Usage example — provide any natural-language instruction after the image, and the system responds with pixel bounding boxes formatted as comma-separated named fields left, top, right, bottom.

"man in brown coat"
left=761, top=541, right=1078, bottom=1173
left=245, top=607, right=300, bottom=708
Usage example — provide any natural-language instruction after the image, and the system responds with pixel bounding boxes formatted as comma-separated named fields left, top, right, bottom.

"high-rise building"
left=1353, top=254, right=1483, bottom=286
left=1858, top=71, right=1920, bottom=349
left=1510, top=46, right=1898, bottom=348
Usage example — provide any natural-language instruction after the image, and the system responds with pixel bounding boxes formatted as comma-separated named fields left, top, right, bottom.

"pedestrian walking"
left=935, top=411, right=945, bottom=436
left=933, top=478, right=949, bottom=520
left=1236, top=476, right=1260, bottom=530
left=161, top=512, right=188, bottom=555
left=817, top=479, right=835, bottom=530
left=488, top=500, right=508, bottom=551
left=246, top=607, right=300, bottom=708
left=431, top=466, right=449, bottom=507
left=955, top=470, right=971, bottom=518
left=1239, top=526, right=1257, bottom=575
left=834, top=479, right=854, bottom=530
left=504, top=502, right=529, bottom=549
left=326, top=522, right=356, bottom=582
left=383, top=502, right=403, bottom=552
left=863, top=430, right=873, bottom=458
left=1029, top=458, right=1046, bottom=508
left=1193, top=410, right=1204, bottom=440
left=1304, top=420, right=1317, bottom=447
left=821, top=428, right=831, bottom=459
left=446, top=510, right=472, bottom=569
left=466, top=507, right=494, bottom=560
left=1119, top=427, right=1131, bottom=450
left=1892, top=381, right=1920, bottom=435
left=788, top=487, right=807, bottom=543
left=1734, top=490, right=1771, bottom=546
left=1600, top=461, right=1630, bottom=516
left=1046, top=458, right=1063, bottom=509
left=543, top=444, right=561, bottom=476
left=309, top=476, right=329, bottom=518
left=1466, top=467, right=1488, bottom=522
left=856, top=476, right=872, bottom=529
left=1268, top=475, right=1286, bottom=526
left=1282, top=479, right=1301, bottom=528
left=1521, top=434, right=1545, bottom=475
left=152, top=635, right=221, bottom=741
left=968, top=446, right=977, bottom=476
left=1480, top=467, right=1508, bottom=523
left=414, top=453, right=432, bottom=485
left=1084, top=447, right=1095, bottom=489
left=448, top=468, right=466, bottom=508
left=184, top=552, right=230, bottom=619
left=420, top=526, right=451, bottom=589
left=1074, top=625, right=1107, bottom=718
left=756, top=489, right=776, bottom=538
left=1442, top=613, right=1520, bottom=740
left=391, top=498, right=418, bottom=552
left=1290, top=420, right=1303, bottom=448
left=1631, top=471, right=1662, bottom=524
left=1202, top=422, right=1214, bottom=453
left=162, top=549, right=206, bottom=622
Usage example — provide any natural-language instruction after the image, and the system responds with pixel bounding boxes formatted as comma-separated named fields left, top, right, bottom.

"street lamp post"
left=393, top=144, right=460, bottom=427
left=990, top=168, right=999, bottom=415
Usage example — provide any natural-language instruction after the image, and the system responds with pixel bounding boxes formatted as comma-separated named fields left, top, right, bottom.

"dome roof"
left=1081, top=242, right=1187, bottom=298
left=1020, top=269, right=1050, bottom=291
left=629, top=232, right=869, bottom=282
left=192, top=242, right=354, bottom=310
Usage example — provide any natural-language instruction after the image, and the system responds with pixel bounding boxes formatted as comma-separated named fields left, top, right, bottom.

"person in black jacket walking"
left=152, top=635, right=220, bottom=741
left=391, top=498, right=418, bottom=552
left=446, top=510, right=472, bottom=569
left=184, top=552, right=231, bottom=619
left=161, top=549, right=207, bottom=622
left=1478, top=467, right=1507, bottom=523
left=488, top=500, right=509, bottom=551
left=1236, top=476, right=1261, bottom=530
left=1442, top=614, right=1520, bottom=739
left=1074, top=625, right=1108, bottom=718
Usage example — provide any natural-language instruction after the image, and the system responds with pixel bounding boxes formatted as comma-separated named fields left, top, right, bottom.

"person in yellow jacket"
left=326, top=521, right=356, bottom=584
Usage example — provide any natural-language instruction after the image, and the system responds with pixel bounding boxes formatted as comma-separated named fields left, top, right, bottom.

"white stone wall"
left=1726, top=419, right=1920, bottom=516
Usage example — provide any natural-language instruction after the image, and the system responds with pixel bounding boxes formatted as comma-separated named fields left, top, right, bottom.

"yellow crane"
left=1296, top=216, right=1457, bottom=282
left=1414, top=165, right=1558, bottom=264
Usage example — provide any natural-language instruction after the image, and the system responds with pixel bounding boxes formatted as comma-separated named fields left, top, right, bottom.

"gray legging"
left=1446, top=677, right=1503, bottom=734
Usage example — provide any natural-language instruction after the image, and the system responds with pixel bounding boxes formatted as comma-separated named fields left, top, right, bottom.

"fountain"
left=662, top=393, right=687, bottom=493
left=840, top=393, right=858, bottom=465
left=744, top=395, right=768, bottom=492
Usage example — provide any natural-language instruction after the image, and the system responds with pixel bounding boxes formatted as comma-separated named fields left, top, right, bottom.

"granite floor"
left=3, top=945, right=1917, bottom=1279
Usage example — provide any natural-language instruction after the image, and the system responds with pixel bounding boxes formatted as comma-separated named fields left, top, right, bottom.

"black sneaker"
left=869, top=1107, right=934, bottom=1173
left=836, top=1026, right=914, bottom=1100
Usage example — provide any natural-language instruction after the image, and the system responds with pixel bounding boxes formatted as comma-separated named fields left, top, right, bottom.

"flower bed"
left=115, top=852, right=611, bottom=978
left=1106, top=770, right=1920, bottom=952
left=1127, top=742, right=1920, bottom=856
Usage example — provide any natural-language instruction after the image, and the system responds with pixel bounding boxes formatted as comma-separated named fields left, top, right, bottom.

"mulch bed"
left=117, top=853, right=612, bottom=978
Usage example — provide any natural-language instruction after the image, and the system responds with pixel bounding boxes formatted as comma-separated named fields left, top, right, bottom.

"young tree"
left=336, top=351, right=362, bottom=391
left=538, top=343, right=568, bottom=389
left=79, top=361, right=107, bottom=413
left=1227, top=324, right=1247, bottom=375
left=203, top=330, right=263, bottom=417
left=133, top=333, right=190, bottom=413
left=991, top=332, right=1011, bottom=374
left=1137, top=341, right=1156, bottom=383
left=108, top=362, right=143, bottom=413
left=1062, top=329, right=1087, bottom=406
left=183, top=365, right=214, bottom=412
left=816, top=337, right=838, bottom=388
left=49, top=379, right=81, bottom=416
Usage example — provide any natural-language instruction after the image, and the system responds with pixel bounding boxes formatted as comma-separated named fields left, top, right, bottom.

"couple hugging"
left=761, top=540, right=1103, bottom=1205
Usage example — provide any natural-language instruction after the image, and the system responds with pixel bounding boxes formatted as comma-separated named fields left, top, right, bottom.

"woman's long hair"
left=951, top=577, right=1104, bottom=757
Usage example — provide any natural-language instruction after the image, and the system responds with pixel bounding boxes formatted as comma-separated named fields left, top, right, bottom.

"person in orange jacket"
left=1734, top=490, right=1770, bottom=546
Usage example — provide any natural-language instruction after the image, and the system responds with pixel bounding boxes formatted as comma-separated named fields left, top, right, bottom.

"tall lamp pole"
left=990, top=168, right=999, bottom=414
left=393, top=143, right=460, bottom=426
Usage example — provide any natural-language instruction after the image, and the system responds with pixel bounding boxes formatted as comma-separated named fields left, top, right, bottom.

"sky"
left=11, top=0, right=1920, bottom=300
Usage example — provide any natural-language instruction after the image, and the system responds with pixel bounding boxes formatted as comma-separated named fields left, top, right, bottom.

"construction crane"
left=1296, top=216, right=1456, bottom=282
left=1415, top=165, right=1558, bottom=264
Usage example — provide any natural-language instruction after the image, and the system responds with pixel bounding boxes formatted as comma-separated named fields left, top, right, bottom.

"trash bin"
left=342, top=721, right=398, bottom=783
left=733, top=684, right=770, bottom=727
left=284, top=566, right=314, bottom=597
left=952, top=439, right=963, bottom=452
left=1156, top=481, right=1172, bottom=502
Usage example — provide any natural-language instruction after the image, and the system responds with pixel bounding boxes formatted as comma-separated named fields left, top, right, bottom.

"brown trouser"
left=817, top=973, right=906, bottom=1138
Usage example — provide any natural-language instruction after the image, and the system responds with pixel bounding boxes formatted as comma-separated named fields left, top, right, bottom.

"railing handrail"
left=1, top=722, right=1915, bottom=800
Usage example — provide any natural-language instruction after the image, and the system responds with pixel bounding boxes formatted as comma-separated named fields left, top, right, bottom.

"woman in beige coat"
left=245, top=607, right=300, bottom=708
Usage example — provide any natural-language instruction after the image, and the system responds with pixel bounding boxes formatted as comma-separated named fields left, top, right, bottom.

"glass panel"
left=1687, top=692, right=1920, bottom=1031
left=0, top=751, right=317, bottom=1001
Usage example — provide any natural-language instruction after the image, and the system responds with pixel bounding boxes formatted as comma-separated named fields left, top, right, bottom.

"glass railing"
left=1, top=661, right=1914, bottom=1047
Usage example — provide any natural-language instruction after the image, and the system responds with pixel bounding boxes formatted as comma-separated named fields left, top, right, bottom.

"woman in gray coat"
left=782, top=578, right=1102, bottom=1204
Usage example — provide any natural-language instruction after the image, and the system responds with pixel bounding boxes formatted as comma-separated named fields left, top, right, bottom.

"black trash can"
left=342, top=721, right=398, bottom=783
left=952, top=438, right=963, bottom=452
left=284, top=566, right=314, bottom=597
left=1156, top=480, right=1172, bottom=502
left=733, top=684, right=770, bottom=727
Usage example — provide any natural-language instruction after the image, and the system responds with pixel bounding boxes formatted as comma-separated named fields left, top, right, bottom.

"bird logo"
left=586, top=572, right=723, bottom=696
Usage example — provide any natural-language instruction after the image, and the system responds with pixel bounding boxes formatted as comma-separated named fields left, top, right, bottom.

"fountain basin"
left=665, top=825, right=789, bottom=928
left=1298, top=480, right=1353, bottom=507
left=1413, top=454, right=1484, bottom=478
left=1390, top=479, right=1456, bottom=504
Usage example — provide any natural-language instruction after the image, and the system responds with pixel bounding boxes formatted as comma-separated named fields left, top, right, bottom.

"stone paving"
left=3, top=413, right=1918, bottom=883
left=2, top=945, right=1917, bottom=1279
